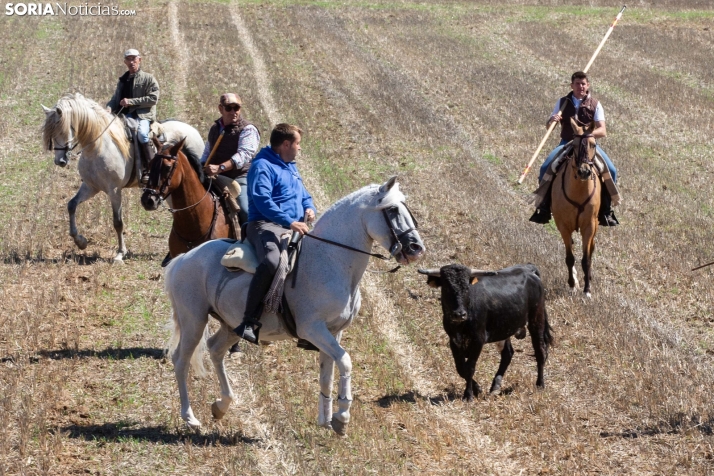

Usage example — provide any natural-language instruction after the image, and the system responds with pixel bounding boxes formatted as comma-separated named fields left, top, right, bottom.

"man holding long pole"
left=529, top=71, right=619, bottom=226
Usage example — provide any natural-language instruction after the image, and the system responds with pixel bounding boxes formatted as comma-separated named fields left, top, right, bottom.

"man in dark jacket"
left=201, top=93, right=260, bottom=225
left=106, top=48, right=159, bottom=184
left=234, top=124, right=317, bottom=344
left=530, top=71, right=619, bottom=226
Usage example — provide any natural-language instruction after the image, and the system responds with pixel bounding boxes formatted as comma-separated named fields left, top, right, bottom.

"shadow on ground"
left=0, top=347, right=165, bottom=364
left=58, top=422, right=262, bottom=446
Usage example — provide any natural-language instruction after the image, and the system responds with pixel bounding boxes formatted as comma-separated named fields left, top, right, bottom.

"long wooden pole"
left=204, top=130, right=225, bottom=167
left=516, top=5, right=626, bottom=185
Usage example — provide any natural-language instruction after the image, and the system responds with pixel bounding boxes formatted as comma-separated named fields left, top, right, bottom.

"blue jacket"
left=247, top=146, right=316, bottom=228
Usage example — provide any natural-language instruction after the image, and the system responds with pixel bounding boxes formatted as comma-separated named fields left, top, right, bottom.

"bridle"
left=304, top=201, right=420, bottom=273
left=48, top=105, right=124, bottom=163
left=562, top=133, right=598, bottom=226
left=142, top=151, right=212, bottom=214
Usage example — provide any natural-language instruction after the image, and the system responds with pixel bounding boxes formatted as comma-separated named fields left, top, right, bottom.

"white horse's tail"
left=164, top=253, right=209, bottom=378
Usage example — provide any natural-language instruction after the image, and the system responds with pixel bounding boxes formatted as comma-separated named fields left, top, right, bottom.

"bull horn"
left=417, top=268, right=441, bottom=276
left=41, top=104, right=53, bottom=113
left=470, top=268, right=497, bottom=277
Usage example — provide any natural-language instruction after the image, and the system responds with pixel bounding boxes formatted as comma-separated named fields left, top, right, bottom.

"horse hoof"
left=75, top=235, right=88, bottom=250
left=113, top=255, right=124, bottom=264
left=331, top=418, right=347, bottom=436
left=489, top=388, right=501, bottom=396
left=211, top=402, right=226, bottom=421
left=185, top=418, right=202, bottom=430
left=584, top=292, right=592, bottom=299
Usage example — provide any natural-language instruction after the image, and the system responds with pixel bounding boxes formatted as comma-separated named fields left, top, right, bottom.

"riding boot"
left=139, top=141, right=153, bottom=185
left=222, top=188, right=242, bottom=239
left=529, top=181, right=553, bottom=224
left=233, top=263, right=274, bottom=344
left=598, top=187, right=620, bottom=227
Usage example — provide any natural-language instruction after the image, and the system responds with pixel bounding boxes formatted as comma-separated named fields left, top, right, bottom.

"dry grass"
left=1, top=1, right=714, bottom=474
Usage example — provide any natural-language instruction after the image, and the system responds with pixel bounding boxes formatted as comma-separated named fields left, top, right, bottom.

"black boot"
left=598, top=187, right=619, bottom=227
left=529, top=181, right=553, bottom=224
left=234, top=263, right=274, bottom=345
left=139, top=141, right=153, bottom=185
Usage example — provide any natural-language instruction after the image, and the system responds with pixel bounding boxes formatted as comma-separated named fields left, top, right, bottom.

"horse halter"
left=49, top=126, right=79, bottom=162
left=143, top=152, right=179, bottom=203
left=572, top=133, right=596, bottom=168
left=143, top=151, right=212, bottom=213
left=382, top=202, right=419, bottom=261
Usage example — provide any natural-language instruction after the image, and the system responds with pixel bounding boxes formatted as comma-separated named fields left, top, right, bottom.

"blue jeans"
left=236, top=176, right=248, bottom=225
left=127, top=112, right=150, bottom=144
left=539, top=139, right=617, bottom=183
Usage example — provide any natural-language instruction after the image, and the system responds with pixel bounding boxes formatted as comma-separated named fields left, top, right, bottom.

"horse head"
left=41, top=103, right=74, bottom=167
left=365, top=176, right=425, bottom=265
left=570, top=117, right=597, bottom=181
left=141, top=137, right=185, bottom=211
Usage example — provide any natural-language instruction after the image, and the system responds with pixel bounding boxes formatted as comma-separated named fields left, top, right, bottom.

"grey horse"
left=164, top=177, right=425, bottom=435
left=41, top=93, right=204, bottom=262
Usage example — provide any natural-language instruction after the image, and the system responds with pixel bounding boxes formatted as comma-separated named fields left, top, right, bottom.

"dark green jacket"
left=107, top=69, right=159, bottom=122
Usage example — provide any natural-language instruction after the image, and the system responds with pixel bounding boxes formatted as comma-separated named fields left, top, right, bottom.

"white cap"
left=124, top=48, right=141, bottom=58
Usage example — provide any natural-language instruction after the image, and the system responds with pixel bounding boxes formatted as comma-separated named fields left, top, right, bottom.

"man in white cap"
left=107, top=48, right=160, bottom=184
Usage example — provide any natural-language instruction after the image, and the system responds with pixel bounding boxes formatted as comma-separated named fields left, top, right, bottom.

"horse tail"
left=164, top=253, right=209, bottom=378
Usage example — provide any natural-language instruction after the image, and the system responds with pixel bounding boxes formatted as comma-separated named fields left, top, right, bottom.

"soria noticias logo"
left=5, top=3, right=137, bottom=16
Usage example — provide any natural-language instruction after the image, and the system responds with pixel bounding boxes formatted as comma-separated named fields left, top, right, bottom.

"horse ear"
left=168, top=137, right=186, bottom=156
left=380, top=175, right=398, bottom=193
left=586, top=121, right=596, bottom=133
left=151, top=136, right=162, bottom=152
left=569, top=117, right=580, bottom=133
left=41, top=104, right=52, bottom=114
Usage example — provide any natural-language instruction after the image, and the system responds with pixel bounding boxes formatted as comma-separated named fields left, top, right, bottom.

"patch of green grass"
left=483, top=152, right=501, bottom=165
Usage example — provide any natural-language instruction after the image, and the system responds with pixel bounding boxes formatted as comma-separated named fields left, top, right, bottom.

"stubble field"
left=1, top=0, right=714, bottom=474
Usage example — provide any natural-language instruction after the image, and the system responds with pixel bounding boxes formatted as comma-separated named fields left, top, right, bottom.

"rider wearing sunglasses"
left=201, top=93, right=260, bottom=226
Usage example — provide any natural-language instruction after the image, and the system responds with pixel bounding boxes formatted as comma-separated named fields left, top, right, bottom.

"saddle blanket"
left=532, top=143, right=621, bottom=209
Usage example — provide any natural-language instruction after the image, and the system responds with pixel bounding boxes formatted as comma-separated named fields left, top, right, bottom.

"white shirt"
left=552, top=96, right=605, bottom=122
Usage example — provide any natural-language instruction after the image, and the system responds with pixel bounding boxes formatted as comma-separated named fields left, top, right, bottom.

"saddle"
left=219, top=236, right=316, bottom=350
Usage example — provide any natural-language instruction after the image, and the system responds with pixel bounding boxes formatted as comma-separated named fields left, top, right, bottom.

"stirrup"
left=529, top=208, right=551, bottom=224
left=140, top=171, right=150, bottom=185
left=234, top=320, right=262, bottom=345
left=598, top=212, right=619, bottom=227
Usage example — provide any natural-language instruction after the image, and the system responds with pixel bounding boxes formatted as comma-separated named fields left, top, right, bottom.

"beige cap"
left=220, top=93, right=242, bottom=107
left=124, top=48, right=141, bottom=58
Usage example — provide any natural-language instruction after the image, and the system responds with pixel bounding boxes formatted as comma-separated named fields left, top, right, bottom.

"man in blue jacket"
left=234, top=123, right=317, bottom=344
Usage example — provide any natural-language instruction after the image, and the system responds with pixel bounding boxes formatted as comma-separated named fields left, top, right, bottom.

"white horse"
left=41, top=93, right=204, bottom=262
left=164, top=177, right=425, bottom=435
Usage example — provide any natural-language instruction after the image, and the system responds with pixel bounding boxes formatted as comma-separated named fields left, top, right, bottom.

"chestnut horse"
left=551, top=118, right=601, bottom=297
left=140, top=139, right=235, bottom=260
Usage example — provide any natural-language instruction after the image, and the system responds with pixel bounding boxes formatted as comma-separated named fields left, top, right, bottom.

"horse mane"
left=320, top=181, right=406, bottom=217
left=42, top=93, right=130, bottom=158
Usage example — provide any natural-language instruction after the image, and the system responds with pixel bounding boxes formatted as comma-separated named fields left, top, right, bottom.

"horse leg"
left=317, top=330, right=342, bottom=429
left=304, top=325, right=352, bottom=436
left=489, top=339, right=514, bottom=395
left=557, top=226, right=579, bottom=292
left=207, top=324, right=240, bottom=421
left=172, top=311, right=209, bottom=429
left=108, top=189, right=127, bottom=262
left=581, top=226, right=597, bottom=298
left=68, top=182, right=99, bottom=251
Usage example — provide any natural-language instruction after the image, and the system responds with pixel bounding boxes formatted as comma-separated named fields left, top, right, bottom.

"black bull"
left=420, top=264, right=553, bottom=401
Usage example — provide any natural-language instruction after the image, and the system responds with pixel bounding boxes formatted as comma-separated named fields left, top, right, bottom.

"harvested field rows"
left=1, top=1, right=713, bottom=474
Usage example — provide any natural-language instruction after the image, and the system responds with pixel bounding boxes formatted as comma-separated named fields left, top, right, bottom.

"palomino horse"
left=163, top=177, right=425, bottom=435
left=140, top=139, right=235, bottom=259
left=551, top=118, right=601, bottom=297
left=41, top=93, right=204, bottom=262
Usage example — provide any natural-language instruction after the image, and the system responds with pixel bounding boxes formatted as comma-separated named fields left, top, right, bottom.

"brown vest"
left=207, top=117, right=254, bottom=179
left=559, top=92, right=599, bottom=141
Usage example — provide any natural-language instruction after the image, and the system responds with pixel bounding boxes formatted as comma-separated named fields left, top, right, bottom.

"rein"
left=302, top=202, right=419, bottom=274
